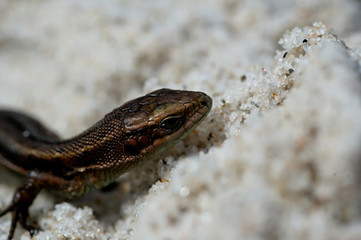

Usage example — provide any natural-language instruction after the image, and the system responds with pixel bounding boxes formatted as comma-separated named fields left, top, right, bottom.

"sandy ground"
left=0, top=1, right=361, bottom=239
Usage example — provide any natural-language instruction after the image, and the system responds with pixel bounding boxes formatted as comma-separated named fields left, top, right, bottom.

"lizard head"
left=119, top=88, right=212, bottom=164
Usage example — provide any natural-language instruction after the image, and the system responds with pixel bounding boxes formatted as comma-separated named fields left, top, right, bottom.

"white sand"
left=0, top=1, right=361, bottom=239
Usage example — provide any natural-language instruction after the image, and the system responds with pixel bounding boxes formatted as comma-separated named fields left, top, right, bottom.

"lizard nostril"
left=200, top=100, right=208, bottom=108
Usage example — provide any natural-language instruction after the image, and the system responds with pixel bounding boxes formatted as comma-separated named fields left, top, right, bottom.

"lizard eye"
left=160, top=116, right=184, bottom=131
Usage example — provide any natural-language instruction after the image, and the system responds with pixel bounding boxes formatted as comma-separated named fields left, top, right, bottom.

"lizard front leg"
left=0, top=175, right=42, bottom=240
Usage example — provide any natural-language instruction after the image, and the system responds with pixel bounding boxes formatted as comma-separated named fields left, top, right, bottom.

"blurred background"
left=0, top=0, right=360, bottom=136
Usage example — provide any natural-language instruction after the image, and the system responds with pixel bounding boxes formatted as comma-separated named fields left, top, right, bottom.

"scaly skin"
left=0, top=88, right=212, bottom=239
